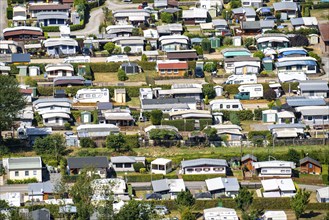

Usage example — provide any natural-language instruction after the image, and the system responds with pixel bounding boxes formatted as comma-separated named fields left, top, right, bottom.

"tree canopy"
left=104, top=42, right=115, bottom=54
left=106, top=133, right=129, bottom=152
left=290, top=189, right=311, bottom=219
left=149, top=129, right=178, bottom=140
left=0, top=75, right=26, bottom=139
left=235, top=187, right=253, bottom=211
left=33, top=134, right=66, bottom=163
left=150, top=109, right=163, bottom=125
left=175, top=190, right=195, bottom=207
left=114, top=200, right=155, bottom=220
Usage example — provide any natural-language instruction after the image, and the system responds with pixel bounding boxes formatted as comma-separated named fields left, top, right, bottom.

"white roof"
left=151, top=158, right=172, bottom=165
left=77, top=124, right=119, bottom=131
left=144, top=125, right=178, bottom=133
left=274, top=129, right=298, bottom=138
left=253, top=160, right=295, bottom=169
left=316, top=186, right=329, bottom=198
left=209, top=124, right=242, bottom=131
left=182, top=8, right=208, bottom=19
left=43, top=38, right=78, bottom=47
left=204, top=207, right=238, bottom=219
left=263, top=109, right=278, bottom=114
left=277, top=56, right=317, bottom=62
left=205, top=177, right=224, bottom=191
left=210, top=99, right=242, bottom=105
left=276, top=111, right=294, bottom=118
left=42, top=112, right=70, bottom=119
left=92, top=178, right=126, bottom=196
left=45, top=63, right=74, bottom=72
left=278, top=47, right=307, bottom=53
left=200, top=22, right=213, bottom=30
left=278, top=72, right=308, bottom=82
left=3, top=26, right=42, bottom=33
left=143, top=29, right=159, bottom=39
left=262, top=178, right=295, bottom=192
left=256, top=36, right=289, bottom=43
left=263, top=211, right=287, bottom=220
left=168, top=179, right=185, bottom=192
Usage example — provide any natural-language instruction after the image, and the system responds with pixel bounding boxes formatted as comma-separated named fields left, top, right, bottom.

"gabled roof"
left=232, top=7, right=256, bottom=16
left=181, top=158, right=227, bottom=169
left=300, top=157, right=321, bottom=167
left=43, top=38, right=78, bottom=47
left=241, top=154, right=257, bottom=162
left=29, top=4, right=71, bottom=11
left=28, top=181, right=54, bottom=195
left=316, top=186, right=329, bottom=198
left=67, top=157, right=109, bottom=169
left=206, top=177, right=240, bottom=192
left=273, top=2, right=297, bottom=11
left=262, top=178, right=295, bottom=192
left=157, top=61, right=188, bottom=69
left=182, top=8, right=208, bottom=19
left=111, top=156, right=145, bottom=163
left=299, top=106, right=329, bottom=116
left=152, top=179, right=185, bottom=193
left=299, top=80, right=329, bottom=91
left=286, top=97, right=326, bottom=107
left=253, top=160, right=295, bottom=169
left=7, top=157, right=42, bottom=170
left=241, top=21, right=260, bottom=30
left=36, top=12, right=68, bottom=20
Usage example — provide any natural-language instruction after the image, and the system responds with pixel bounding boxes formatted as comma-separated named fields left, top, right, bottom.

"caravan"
left=63, top=56, right=91, bottom=63
left=224, top=74, right=257, bottom=85
left=234, top=84, right=264, bottom=100
left=74, top=88, right=110, bottom=103
left=210, top=99, right=243, bottom=111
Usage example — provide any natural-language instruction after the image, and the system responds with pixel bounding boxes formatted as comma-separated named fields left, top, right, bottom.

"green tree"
left=132, top=27, right=142, bottom=36
left=203, top=62, right=217, bottom=72
left=204, top=95, right=209, bottom=105
left=235, top=187, right=253, bottom=211
left=133, top=162, right=145, bottom=172
left=0, top=200, right=9, bottom=209
left=203, top=127, right=218, bottom=141
left=104, top=42, right=115, bottom=54
left=117, top=69, right=128, bottom=81
left=230, top=0, right=241, bottom=8
left=115, top=200, right=155, bottom=220
left=160, top=12, right=174, bottom=23
left=223, top=37, right=233, bottom=46
left=193, top=45, right=203, bottom=55
left=33, top=134, right=66, bottom=164
left=308, top=51, right=321, bottom=62
left=0, top=75, right=26, bottom=139
left=201, top=38, right=211, bottom=53
left=263, top=89, right=277, bottom=101
left=24, top=76, right=37, bottom=87
left=290, top=189, right=311, bottom=220
left=80, top=137, right=97, bottom=148
left=253, top=51, right=265, bottom=59
left=222, top=9, right=232, bottom=20
left=202, top=84, right=216, bottom=99
left=286, top=149, right=300, bottom=165
left=230, top=112, right=241, bottom=126
left=141, top=54, right=148, bottom=61
left=106, top=133, right=127, bottom=152
left=181, top=207, right=196, bottom=220
left=149, top=129, right=177, bottom=140
left=176, top=190, right=195, bottom=207
left=124, top=46, right=131, bottom=54
left=243, top=37, right=254, bottom=48
left=70, top=169, right=96, bottom=220
left=150, top=109, right=163, bottom=125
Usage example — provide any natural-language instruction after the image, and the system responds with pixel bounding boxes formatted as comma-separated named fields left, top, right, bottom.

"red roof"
left=20, top=89, right=33, bottom=94
left=319, top=24, right=329, bottom=42
left=29, top=4, right=71, bottom=11
left=158, top=62, right=188, bottom=69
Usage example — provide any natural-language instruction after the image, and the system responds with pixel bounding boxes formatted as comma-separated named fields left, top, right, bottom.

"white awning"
left=42, top=112, right=70, bottom=119
left=275, top=130, right=298, bottom=138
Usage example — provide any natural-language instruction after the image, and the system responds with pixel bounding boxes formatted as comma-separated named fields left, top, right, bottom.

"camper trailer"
left=74, top=88, right=110, bottom=103
left=224, top=74, right=257, bottom=85
left=63, top=56, right=91, bottom=63
left=106, top=55, right=129, bottom=63
left=210, top=99, right=243, bottom=111
left=234, top=84, right=264, bottom=100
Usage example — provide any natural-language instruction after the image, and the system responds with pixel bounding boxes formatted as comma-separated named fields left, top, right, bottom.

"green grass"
left=94, top=70, right=157, bottom=83
left=126, top=97, right=140, bottom=108
left=311, top=8, right=329, bottom=21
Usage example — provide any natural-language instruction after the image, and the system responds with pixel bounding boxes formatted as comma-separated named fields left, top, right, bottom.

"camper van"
left=74, top=88, right=110, bottom=103
left=106, top=55, right=129, bottom=63
left=63, top=56, right=91, bottom=63
left=234, top=84, right=263, bottom=100
left=210, top=99, right=243, bottom=111
left=224, top=74, right=257, bottom=85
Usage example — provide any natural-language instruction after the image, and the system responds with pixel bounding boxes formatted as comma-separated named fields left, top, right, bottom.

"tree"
left=230, top=0, right=241, bottom=8
left=287, top=149, right=300, bottom=166
left=290, top=34, right=309, bottom=47
left=203, top=127, right=218, bottom=141
left=243, top=37, right=254, bottom=48
left=230, top=112, right=241, bottom=126
left=222, top=9, right=232, bottom=20
left=180, top=207, right=196, bottom=220
left=263, top=89, right=277, bottom=101
left=149, top=129, right=177, bottom=140
left=223, top=37, right=233, bottom=46
left=115, top=200, right=155, bottom=220
left=235, top=187, right=253, bottom=211
left=141, top=54, right=148, bottom=61
left=104, top=42, right=115, bottom=54
left=201, top=38, right=211, bottom=53
left=203, top=62, right=216, bottom=72
left=24, top=76, right=37, bottom=87
left=290, top=189, right=311, bottom=220
left=132, top=27, right=142, bottom=36
left=308, top=51, right=321, bottom=62
left=253, top=51, right=265, bottom=59
left=33, top=134, right=66, bottom=163
left=124, top=46, right=131, bottom=54
left=0, top=200, right=9, bottom=209
left=160, top=12, right=173, bottom=23
left=117, top=69, right=128, bottom=81
left=70, top=169, right=96, bottom=220
left=150, top=109, right=163, bottom=125
left=0, top=75, right=26, bottom=139
left=193, top=45, right=203, bottom=55
left=176, top=190, right=195, bottom=207
left=202, top=84, right=216, bottom=99
left=80, top=137, right=97, bottom=148
left=106, top=133, right=127, bottom=152
left=133, top=162, right=145, bottom=172
left=204, top=95, right=209, bottom=105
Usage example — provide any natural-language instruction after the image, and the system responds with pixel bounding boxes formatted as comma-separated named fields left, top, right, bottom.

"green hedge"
left=248, top=130, right=271, bottom=140
left=7, top=178, right=38, bottom=184
left=42, top=26, right=60, bottom=32
left=138, top=61, right=156, bottom=71
left=254, top=108, right=267, bottom=120
left=200, top=119, right=213, bottom=130
left=223, top=84, right=240, bottom=94
left=182, top=174, right=226, bottom=181
left=161, top=119, right=195, bottom=131
left=322, top=164, right=329, bottom=185
left=84, top=62, right=157, bottom=73
left=220, top=110, right=254, bottom=121
left=187, top=61, right=196, bottom=70
left=132, top=0, right=154, bottom=3
left=70, top=24, right=85, bottom=31
left=6, top=7, right=13, bottom=19
left=126, top=174, right=163, bottom=182
left=313, top=2, right=329, bottom=9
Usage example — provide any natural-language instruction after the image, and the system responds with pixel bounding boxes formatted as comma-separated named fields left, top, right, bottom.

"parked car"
left=154, top=205, right=169, bottom=215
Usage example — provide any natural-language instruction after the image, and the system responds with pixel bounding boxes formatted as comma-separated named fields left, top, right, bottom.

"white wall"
left=8, top=169, right=42, bottom=182
left=184, top=166, right=226, bottom=175
left=259, top=168, right=292, bottom=177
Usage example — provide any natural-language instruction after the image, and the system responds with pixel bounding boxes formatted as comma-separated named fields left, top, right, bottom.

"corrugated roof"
left=158, top=62, right=188, bottom=69
left=29, top=4, right=70, bottom=11
left=181, top=158, right=227, bottom=169
left=273, top=2, right=297, bottom=11
left=299, top=81, right=329, bottom=91
left=67, top=156, right=109, bottom=169
left=167, top=51, right=198, bottom=60
left=8, top=157, right=42, bottom=170
left=28, top=181, right=54, bottom=194
left=286, top=97, right=326, bottom=107
left=316, top=187, right=329, bottom=198
left=276, top=60, right=317, bottom=68
left=152, top=179, right=170, bottom=192
left=299, top=107, right=329, bottom=116
left=36, top=12, right=68, bottom=20
left=232, top=7, right=256, bottom=16
left=319, top=24, right=329, bottom=42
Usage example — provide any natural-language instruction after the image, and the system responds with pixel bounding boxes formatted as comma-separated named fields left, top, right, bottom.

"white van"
left=73, top=88, right=110, bottom=103
left=234, top=84, right=263, bottom=100
left=63, top=56, right=91, bottom=63
left=106, top=55, right=129, bottom=63
left=210, top=99, right=243, bottom=111
left=224, top=74, right=257, bottom=85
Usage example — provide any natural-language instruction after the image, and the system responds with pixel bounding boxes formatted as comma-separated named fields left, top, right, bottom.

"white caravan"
left=63, top=56, right=91, bottom=63
left=210, top=99, right=243, bottom=111
left=224, top=74, right=257, bottom=85
left=106, top=55, right=129, bottom=63
left=234, top=84, right=264, bottom=100
left=74, top=88, right=110, bottom=103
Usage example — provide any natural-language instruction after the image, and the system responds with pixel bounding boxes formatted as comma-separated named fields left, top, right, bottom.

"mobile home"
left=77, top=124, right=120, bottom=138
left=74, top=88, right=110, bottom=103
left=106, top=55, right=129, bottom=63
left=63, top=56, right=91, bottom=63
left=234, top=84, right=263, bottom=100
left=224, top=74, right=257, bottom=85
left=210, top=99, right=243, bottom=111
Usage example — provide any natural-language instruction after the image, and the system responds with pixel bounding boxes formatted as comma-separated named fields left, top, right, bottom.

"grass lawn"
left=126, top=97, right=141, bottom=108
left=311, top=9, right=329, bottom=21
left=94, top=71, right=157, bottom=83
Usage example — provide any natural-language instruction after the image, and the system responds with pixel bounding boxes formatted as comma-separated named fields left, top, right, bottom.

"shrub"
left=161, top=119, right=195, bottom=131
left=253, top=51, right=265, bottom=59
left=223, top=84, right=240, bottom=94
left=70, top=24, right=85, bottom=31
left=25, top=77, right=37, bottom=87
left=64, top=122, right=71, bottom=130
left=254, top=108, right=267, bottom=120
left=125, top=174, right=163, bottom=182
left=264, top=89, right=277, bottom=101
left=204, top=62, right=217, bottom=72
left=194, top=45, right=203, bottom=55
left=248, top=130, right=271, bottom=140
left=80, top=137, right=97, bottom=148
left=160, top=12, right=173, bottom=23
left=42, top=26, right=60, bottom=32
left=313, top=2, right=329, bottom=9
left=201, top=38, right=211, bottom=53
left=150, top=110, right=163, bottom=125
left=243, top=37, right=254, bottom=48
left=104, top=42, right=115, bottom=54
left=117, top=69, right=128, bottom=81
left=140, top=168, right=147, bottom=174
left=133, top=162, right=145, bottom=172
left=124, top=134, right=139, bottom=149
left=308, top=51, right=321, bottom=62
left=182, top=174, right=226, bottom=181
left=124, top=46, right=131, bottom=54
left=281, top=82, right=299, bottom=93
left=220, top=110, right=254, bottom=121
left=229, top=112, right=241, bottom=126
left=137, top=61, right=156, bottom=71
left=6, top=7, right=13, bottom=19
left=7, top=178, right=38, bottom=184
left=202, top=84, right=216, bottom=99
left=200, top=119, right=213, bottom=130
left=223, top=37, right=233, bottom=46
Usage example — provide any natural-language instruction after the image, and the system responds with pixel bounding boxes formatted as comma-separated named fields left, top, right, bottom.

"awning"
left=263, top=191, right=281, bottom=198
left=276, top=60, right=317, bottom=68
left=224, top=51, right=251, bottom=57
left=42, top=113, right=70, bottom=119
left=274, top=130, right=298, bottom=138
left=281, top=50, right=307, bottom=56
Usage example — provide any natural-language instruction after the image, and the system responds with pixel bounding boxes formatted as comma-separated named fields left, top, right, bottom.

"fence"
left=273, top=138, right=329, bottom=146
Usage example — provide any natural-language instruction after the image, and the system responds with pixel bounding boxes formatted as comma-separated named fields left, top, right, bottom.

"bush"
left=313, top=2, right=329, bottom=9
left=160, top=12, right=173, bottom=23
left=80, top=137, right=97, bottom=148
left=150, top=110, right=163, bottom=125
left=182, top=174, right=226, bottom=181
left=243, top=37, right=254, bottom=48
left=70, top=24, right=85, bottom=31
left=248, top=130, right=271, bottom=140
left=204, top=62, right=217, bottom=72
left=281, top=82, right=299, bottom=93
left=223, top=84, right=240, bottom=94
left=104, top=42, right=115, bottom=54
left=201, top=38, right=211, bottom=53
left=133, top=162, right=145, bottom=172
left=161, top=119, right=195, bottom=131
left=89, top=62, right=121, bottom=72
left=124, top=134, right=139, bottom=149
left=264, top=89, right=277, bottom=101
left=7, top=178, right=38, bottom=184
left=137, top=61, right=156, bottom=71
left=42, top=26, right=60, bottom=32
left=200, top=119, right=213, bottom=130
left=254, top=108, right=267, bottom=120
left=229, top=112, right=241, bottom=126
left=64, top=122, right=71, bottom=130
left=253, top=51, right=265, bottom=59
left=117, top=69, right=128, bottom=81
left=202, top=84, right=216, bottom=99
left=221, top=110, right=254, bottom=121
left=140, top=168, right=147, bottom=174
left=125, top=174, right=163, bottom=182
left=6, top=7, right=13, bottom=19
left=25, top=77, right=38, bottom=87
left=223, top=37, right=233, bottom=46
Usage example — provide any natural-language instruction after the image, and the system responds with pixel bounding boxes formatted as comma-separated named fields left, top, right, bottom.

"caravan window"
left=232, top=105, right=239, bottom=109
left=255, top=88, right=262, bottom=91
left=308, top=65, right=315, bottom=70
left=92, top=94, right=96, bottom=98
left=86, top=94, right=91, bottom=98
left=226, top=105, right=230, bottom=109
left=307, top=116, right=313, bottom=121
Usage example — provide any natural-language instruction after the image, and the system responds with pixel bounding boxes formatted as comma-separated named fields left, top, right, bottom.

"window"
left=307, top=116, right=313, bottom=121
left=195, top=168, right=202, bottom=172
left=160, top=69, right=165, bottom=74
left=33, top=170, right=37, bottom=175
left=173, top=69, right=178, bottom=74
left=55, top=118, right=59, bottom=123
left=45, top=119, right=48, bottom=123
left=220, top=104, right=223, bottom=109
left=232, top=105, right=239, bottom=109
left=308, top=65, right=315, bottom=70
left=116, top=163, right=123, bottom=168
left=186, top=168, right=194, bottom=172
left=255, top=88, right=262, bottom=91
left=296, top=65, right=302, bottom=70
left=323, top=116, right=328, bottom=120
left=309, top=163, right=313, bottom=168
left=226, top=105, right=230, bottom=109
left=15, top=171, right=19, bottom=176
left=124, top=163, right=132, bottom=168
left=25, top=171, right=29, bottom=176
left=262, top=169, right=267, bottom=173
left=286, top=66, right=292, bottom=70
left=281, top=170, right=286, bottom=173
left=214, top=167, right=223, bottom=171
left=152, top=164, right=158, bottom=170
left=203, top=168, right=210, bottom=172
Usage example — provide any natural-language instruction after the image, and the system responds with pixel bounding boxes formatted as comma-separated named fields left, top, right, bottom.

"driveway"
left=0, top=0, right=7, bottom=37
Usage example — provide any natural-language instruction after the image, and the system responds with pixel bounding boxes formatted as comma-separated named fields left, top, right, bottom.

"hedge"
left=220, top=110, right=254, bottom=121
left=132, top=0, right=154, bottom=3
left=199, top=119, right=213, bottom=130
left=138, top=61, right=156, bottom=71
left=254, top=108, right=267, bottom=120
left=126, top=174, right=163, bottom=182
left=322, top=164, right=329, bottom=185
left=248, top=130, right=271, bottom=140
left=223, top=84, right=240, bottom=94
left=161, top=119, right=195, bottom=131
left=282, top=82, right=299, bottom=93
left=313, top=2, right=329, bottom=9
left=6, top=7, right=13, bottom=19
left=70, top=23, right=85, bottom=31
left=7, top=178, right=38, bottom=184
left=78, top=62, right=157, bottom=73
left=41, top=26, right=60, bottom=32
left=182, top=174, right=226, bottom=181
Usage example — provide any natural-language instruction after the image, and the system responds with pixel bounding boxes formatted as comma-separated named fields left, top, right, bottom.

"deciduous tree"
left=175, top=190, right=195, bottom=207
left=235, top=187, right=253, bottom=211
left=291, top=189, right=311, bottom=219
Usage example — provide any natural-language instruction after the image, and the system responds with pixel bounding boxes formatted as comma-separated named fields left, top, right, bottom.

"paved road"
left=0, top=0, right=8, bottom=37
